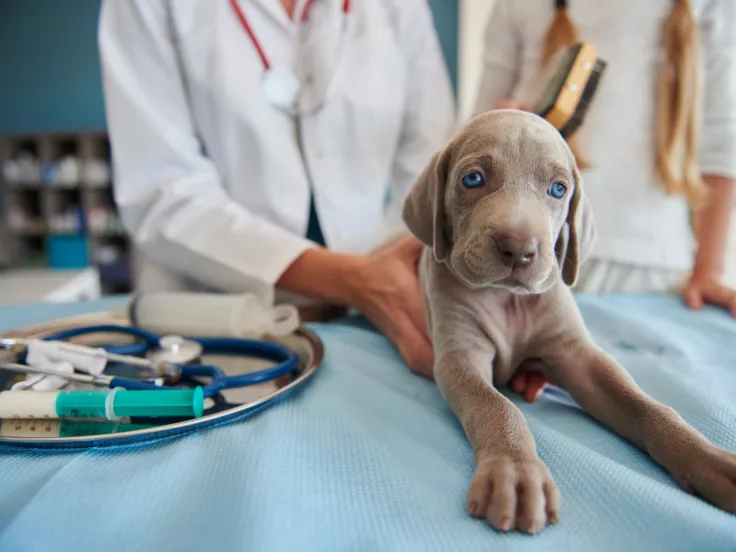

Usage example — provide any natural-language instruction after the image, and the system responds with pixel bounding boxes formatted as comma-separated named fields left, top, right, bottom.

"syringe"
left=0, top=387, right=204, bottom=421
left=0, top=418, right=157, bottom=438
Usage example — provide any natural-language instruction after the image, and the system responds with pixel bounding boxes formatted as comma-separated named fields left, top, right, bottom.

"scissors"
left=1, top=325, right=300, bottom=398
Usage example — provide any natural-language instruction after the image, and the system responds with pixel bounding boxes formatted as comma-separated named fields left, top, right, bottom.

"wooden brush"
left=533, top=42, right=607, bottom=138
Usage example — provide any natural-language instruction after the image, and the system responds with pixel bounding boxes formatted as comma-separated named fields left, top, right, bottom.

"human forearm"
left=693, top=174, right=735, bottom=277
left=276, top=248, right=364, bottom=306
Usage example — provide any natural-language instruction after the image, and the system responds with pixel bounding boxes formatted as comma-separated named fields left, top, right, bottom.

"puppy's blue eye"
left=547, top=182, right=567, bottom=199
left=462, top=171, right=485, bottom=189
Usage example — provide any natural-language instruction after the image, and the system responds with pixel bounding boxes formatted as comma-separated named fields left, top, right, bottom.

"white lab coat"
left=98, top=0, right=455, bottom=294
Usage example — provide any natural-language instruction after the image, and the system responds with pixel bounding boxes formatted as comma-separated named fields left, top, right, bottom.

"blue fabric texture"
left=0, top=295, right=734, bottom=551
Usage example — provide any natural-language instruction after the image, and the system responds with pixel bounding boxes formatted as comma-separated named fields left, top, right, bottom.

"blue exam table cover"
left=0, top=294, right=734, bottom=551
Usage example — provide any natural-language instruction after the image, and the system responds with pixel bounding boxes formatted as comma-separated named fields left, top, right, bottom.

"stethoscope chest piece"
left=262, top=66, right=300, bottom=113
left=148, top=335, right=203, bottom=365
left=229, top=0, right=350, bottom=117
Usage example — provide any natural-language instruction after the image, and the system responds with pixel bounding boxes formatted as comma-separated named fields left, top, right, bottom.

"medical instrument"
left=128, top=291, right=300, bottom=340
left=6, top=325, right=300, bottom=398
left=533, top=41, right=607, bottom=138
left=2, top=336, right=180, bottom=379
left=0, top=418, right=156, bottom=438
left=229, top=0, right=351, bottom=115
left=0, top=359, right=164, bottom=390
left=0, top=385, right=204, bottom=420
left=0, top=312, right=323, bottom=449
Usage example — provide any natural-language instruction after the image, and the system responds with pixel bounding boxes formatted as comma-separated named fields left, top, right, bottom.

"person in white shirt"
left=98, top=0, right=456, bottom=377
left=474, top=0, right=736, bottom=401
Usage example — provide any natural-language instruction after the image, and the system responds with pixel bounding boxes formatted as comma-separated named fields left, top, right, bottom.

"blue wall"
left=428, top=0, right=458, bottom=91
left=0, top=0, right=107, bottom=134
left=0, top=0, right=458, bottom=135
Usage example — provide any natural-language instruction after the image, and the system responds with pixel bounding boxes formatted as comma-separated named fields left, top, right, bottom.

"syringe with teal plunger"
left=0, top=387, right=204, bottom=420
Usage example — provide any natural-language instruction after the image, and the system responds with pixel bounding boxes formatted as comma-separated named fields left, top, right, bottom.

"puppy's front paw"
left=679, top=446, right=736, bottom=513
left=466, top=454, right=559, bottom=535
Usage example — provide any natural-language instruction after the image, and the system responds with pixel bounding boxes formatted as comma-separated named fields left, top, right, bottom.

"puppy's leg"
left=542, top=324, right=736, bottom=512
left=434, top=331, right=560, bottom=534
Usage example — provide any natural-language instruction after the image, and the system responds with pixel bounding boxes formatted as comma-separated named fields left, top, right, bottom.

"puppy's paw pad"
left=467, top=455, right=559, bottom=535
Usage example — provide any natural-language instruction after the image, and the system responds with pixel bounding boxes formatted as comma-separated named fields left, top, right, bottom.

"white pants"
left=573, top=259, right=689, bottom=294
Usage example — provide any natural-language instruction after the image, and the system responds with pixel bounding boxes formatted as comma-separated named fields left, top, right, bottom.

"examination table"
left=0, top=294, right=734, bottom=551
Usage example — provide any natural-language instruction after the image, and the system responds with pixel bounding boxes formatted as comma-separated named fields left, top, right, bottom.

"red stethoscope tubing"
left=229, top=0, right=351, bottom=71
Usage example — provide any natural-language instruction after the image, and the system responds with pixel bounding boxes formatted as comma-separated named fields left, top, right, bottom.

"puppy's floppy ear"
left=402, top=148, right=451, bottom=262
left=556, top=164, right=596, bottom=286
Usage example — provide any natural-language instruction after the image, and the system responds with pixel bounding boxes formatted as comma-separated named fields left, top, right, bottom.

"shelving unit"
left=0, top=131, right=132, bottom=295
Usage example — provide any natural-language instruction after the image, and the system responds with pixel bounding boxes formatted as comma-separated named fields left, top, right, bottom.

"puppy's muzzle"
left=495, top=233, right=539, bottom=268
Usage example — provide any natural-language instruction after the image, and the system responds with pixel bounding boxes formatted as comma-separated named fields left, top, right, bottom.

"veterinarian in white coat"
left=98, top=0, right=455, bottom=376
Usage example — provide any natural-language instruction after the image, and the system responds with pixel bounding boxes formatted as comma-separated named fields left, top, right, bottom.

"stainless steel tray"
left=0, top=310, right=323, bottom=448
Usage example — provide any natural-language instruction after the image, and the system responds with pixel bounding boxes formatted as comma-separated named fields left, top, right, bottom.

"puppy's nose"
left=496, top=234, right=539, bottom=267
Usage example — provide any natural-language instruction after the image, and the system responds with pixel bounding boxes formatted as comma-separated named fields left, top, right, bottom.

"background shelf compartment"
left=0, top=130, right=132, bottom=294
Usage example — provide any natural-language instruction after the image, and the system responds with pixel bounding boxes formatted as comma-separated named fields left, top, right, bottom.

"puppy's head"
left=402, top=110, right=595, bottom=294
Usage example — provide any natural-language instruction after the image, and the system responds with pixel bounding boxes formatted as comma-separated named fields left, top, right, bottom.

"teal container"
left=48, top=234, right=89, bottom=269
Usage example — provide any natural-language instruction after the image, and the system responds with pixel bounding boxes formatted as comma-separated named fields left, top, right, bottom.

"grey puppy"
left=402, top=110, right=736, bottom=535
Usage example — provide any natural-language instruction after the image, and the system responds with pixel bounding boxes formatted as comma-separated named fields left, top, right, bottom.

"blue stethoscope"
left=38, top=325, right=300, bottom=398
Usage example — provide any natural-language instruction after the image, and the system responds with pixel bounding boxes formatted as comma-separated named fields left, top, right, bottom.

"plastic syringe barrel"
left=54, top=388, right=205, bottom=419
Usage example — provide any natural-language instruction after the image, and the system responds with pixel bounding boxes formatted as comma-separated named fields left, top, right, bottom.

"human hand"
left=277, top=237, right=434, bottom=376
left=494, top=98, right=532, bottom=112
left=683, top=269, right=736, bottom=317
left=348, top=236, right=435, bottom=378
left=510, top=368, right=548, bottom=403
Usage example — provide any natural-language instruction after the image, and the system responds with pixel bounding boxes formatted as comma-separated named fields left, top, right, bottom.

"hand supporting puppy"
left=277, top=236, right=434, bottom=377
left=350, top=236, right=435, bottom=378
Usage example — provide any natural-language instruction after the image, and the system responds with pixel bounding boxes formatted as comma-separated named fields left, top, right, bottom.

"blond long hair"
left=542, top=0, right=707, bottom=205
